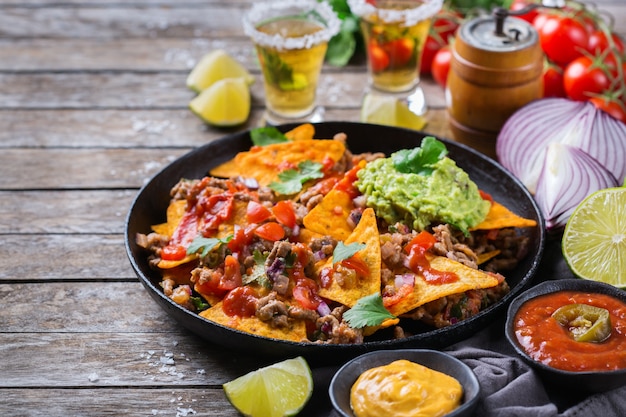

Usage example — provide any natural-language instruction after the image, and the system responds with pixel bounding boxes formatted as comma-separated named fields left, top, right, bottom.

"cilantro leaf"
left=343, top=293, right=396, bottom=328
left=190, top=296, right=210, bottom=312
left=269, top=160, right=324, bottom=195
left=250, top=127, right=288, bottom=147
left=333, top=241, right=366, bottom=264
left=186, top=235, right=232, bottom=258
left=242, top=250, right=271, bottom=288
left=392, top=136, right=448, bottom=175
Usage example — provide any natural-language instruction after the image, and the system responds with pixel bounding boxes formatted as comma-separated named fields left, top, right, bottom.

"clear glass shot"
left=348, top=0, right=443, bottom=115
left=243, top=0, right=341, bottom=125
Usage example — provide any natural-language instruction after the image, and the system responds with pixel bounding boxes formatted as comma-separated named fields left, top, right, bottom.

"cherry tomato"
left=589, top=96, right=626, bottom=124
left=273, top=200, right=296, bottom=228
left=420, top=11, right=460, bottom=75
left=532, top=12, right=550, bottom=32
left=538, top=15, right=590, bottom=66
left=368, top=41, right=390, bottom=72
left=509, top=0, right=539, bottom=24
left=588, top=30, right=626, bottom=55
left=246, top=200, right=271, bottom=224
left=254, top=222, right=285, bottom=241
left=543, top=62, right=566, bottom=98
left=222, top=286, right=258, bottom=317
left=384, top=38, right=415, bottom=68
left=431, top=45, right=452, bottom=88
left=563, top=56, right=611, bottom=101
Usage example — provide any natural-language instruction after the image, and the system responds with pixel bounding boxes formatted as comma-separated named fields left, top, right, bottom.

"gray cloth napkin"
left=446, top=320, right=626, bottom=417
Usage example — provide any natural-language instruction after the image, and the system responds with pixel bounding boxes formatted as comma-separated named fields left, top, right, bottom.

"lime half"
left=186, top=49, right=255, bottom=93
left=361, top=93, right=427, bottom=131
left=562, top=186, right=626, bottom=288
left=189, top=77, right=250, bottom=127
left=223, top=356, right=313, bottom=417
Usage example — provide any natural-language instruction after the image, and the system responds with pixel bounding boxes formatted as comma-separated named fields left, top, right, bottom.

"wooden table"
left=1, top=1, right=624, bottom=416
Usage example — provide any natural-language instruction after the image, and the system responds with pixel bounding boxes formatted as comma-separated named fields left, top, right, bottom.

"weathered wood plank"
left=0, top=235, right=134, bottom=279
left=0, top=190, right=133, bottom=234
left=0, top=72, right=447, bottom=110
left=0, top=388, right=240, bottom=417
left=0, top=107, right=450, bottom=148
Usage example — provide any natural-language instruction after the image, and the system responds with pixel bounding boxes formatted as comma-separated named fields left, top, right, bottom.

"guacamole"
left=356, top=154, right=490, bottom=234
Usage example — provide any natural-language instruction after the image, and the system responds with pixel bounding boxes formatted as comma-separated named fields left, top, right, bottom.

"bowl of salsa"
left=505, top=279, right=626, bottom=392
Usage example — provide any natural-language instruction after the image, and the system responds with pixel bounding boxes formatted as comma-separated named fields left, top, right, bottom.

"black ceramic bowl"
left=329, top=349, right=480, bottom=417
left=505, top=279, right=626, bottom=393
left=125, top=122, right=545, bottom=365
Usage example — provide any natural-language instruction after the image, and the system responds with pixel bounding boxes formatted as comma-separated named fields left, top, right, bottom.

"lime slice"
left=223, top=356, right=313, bottom=417
left=189, top=77, right=250, bottom=127
left=562, top=186, right=626, bottom=288
left=361, top=93, right=427, bottom=131
left=186, top=49, right=255, bottom=93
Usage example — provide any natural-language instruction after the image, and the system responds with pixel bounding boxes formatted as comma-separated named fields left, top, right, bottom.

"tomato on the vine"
left=431, top=45, right=452, bottom=88
left=368, top=41, right=390, bottom=72
left=563, top=56, right=611, bottom=101
left=588, top=30, right=626, bottom=55
left=589, top=96, right=626, bottom=124
left=538, top=15, right=589, bottom=66
left=543, top=62, right=566, bottom=98
left=420, top=11, right=460, bottom=75
left=509, top=0, right=540, bottom=24
left=384, top=38, right=415, bottom=68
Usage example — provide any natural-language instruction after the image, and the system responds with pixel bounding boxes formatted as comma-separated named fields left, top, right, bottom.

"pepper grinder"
left=446, top=7, right=544, bottom=159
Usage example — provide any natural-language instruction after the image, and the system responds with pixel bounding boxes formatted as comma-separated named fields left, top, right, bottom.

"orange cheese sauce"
left=350, top=359, right=463, bottom=417
left=514, top=291, right=626, bottom=372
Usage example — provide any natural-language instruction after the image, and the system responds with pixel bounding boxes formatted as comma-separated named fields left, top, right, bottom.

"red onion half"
left=534, top=143, right=619, bottom=231
left=497, top=98, right=626, bottom=231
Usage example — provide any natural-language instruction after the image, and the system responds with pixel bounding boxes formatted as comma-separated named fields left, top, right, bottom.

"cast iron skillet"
left=125, top=122, right=545, bottom=365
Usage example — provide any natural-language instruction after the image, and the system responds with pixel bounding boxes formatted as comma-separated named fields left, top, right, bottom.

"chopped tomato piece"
left=246, top=200, right=272, bottom=224
left=340, top=255, right=370, bottom=278
left=273, top=200, right=297, bottom=228
left=220, top=255, right=242, bottom=290
left=254, top=222, right=285, bottom=241
left=161, top=244, right=187, bottom=261
left=222, top=286, right=258, bottom=317
left=383, top=284, right=413, bottom=307
left=293, top=277, right=322, bottom=310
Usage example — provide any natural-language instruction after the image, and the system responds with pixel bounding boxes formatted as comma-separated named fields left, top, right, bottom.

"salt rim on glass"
left=347, top=0, right=444, bottom=27
left=242, top=0, right=341, bottom=51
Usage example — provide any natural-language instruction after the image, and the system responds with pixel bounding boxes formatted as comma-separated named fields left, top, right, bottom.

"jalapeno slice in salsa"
left=552, top=303, right=612, bottom=343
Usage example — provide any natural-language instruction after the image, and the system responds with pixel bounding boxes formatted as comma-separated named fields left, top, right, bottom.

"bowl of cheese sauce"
left=329, top=349, right=480, bottom=417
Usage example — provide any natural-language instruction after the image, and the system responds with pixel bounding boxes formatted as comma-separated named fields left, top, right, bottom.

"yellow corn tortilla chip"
left=210, top=139, right=346, bottom=186
left=151, top=199, right=187, bottom=237
left=285, top=123, right=315, bottom=141
left=477, top=250, right=501, bottom=265
left=199, top=301, right=308, bottom=343
left=363, top=317, right=400, bottom=337
left=302, top=188, right=354, bottom=241
left=317, top=208, right=381, bottom=307
left=471, top=201, right=537, bottom=230
left=386, top=255, right=499, bottom=317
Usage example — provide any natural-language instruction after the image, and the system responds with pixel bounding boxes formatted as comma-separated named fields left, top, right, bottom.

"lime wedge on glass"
left=189, top=77, right=250, bottom=127
left=186, top=49, right=255, bottom=93
left=562, top=185, right=626, bottom=288
left=223, top=356, right=313, bottom=417
left=360, top=93, right=427, bottom=131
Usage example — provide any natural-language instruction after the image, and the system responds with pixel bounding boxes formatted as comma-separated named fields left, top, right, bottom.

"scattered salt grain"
left=88, top=372, right=99, bottom=382
left=176, top=407, right=196, bottom=417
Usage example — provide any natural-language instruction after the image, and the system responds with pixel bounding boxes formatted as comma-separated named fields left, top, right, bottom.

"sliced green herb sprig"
left=269, top=160, right=324, bottom=195
left=392, top=136, right=448, bottom=175
left=186, top=235, right=232, bottom=258
left=343, top=293, right=396, bottom=328
left=333, top=241, right=366, bottom=265
left=250, top=126, right=289, bottom=146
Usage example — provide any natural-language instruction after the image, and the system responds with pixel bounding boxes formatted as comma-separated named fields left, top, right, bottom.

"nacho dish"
left=135, top=124, right=537, bottom=344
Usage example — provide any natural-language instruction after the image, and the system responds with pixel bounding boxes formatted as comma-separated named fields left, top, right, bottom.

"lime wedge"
left=361, top=93, right=427, bottom=131
left=189, top=77, right=250, bottom=127
left=562, top=185, right=626, bottom=288
left=186, top=49, right=255, bottom=93
left=223, top=356, right=313, bottom=417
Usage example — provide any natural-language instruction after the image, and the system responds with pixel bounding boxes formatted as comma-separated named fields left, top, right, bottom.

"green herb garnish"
left=269, top=160, right=324, bottom=195
left=250, top=126, right=289, bottom=146
left=186, top=235, right=232, bottom=258
left=343, top=293, right=396, bottom=329
left=242, top=250, right=271, bottom=288
left=190, top=296, right=210, bottom=312
left=333, top=241, right=366, bottom=265
left=392, top=136, right=448, bottom=175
